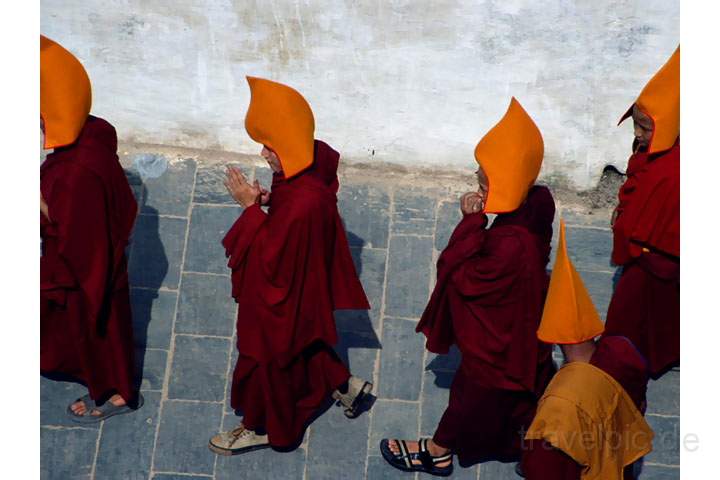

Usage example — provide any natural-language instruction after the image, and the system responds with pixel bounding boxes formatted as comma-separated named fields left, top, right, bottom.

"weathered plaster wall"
left=41, top=0, right=678, bottom=189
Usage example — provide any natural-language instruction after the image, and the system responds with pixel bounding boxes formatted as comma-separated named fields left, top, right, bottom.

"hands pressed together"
left=460, top=191, right=485, bottom=215
left=224, top=166, right=271, bottom=208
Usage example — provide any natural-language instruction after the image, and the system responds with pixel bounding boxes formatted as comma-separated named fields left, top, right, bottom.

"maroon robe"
left=521, top=336, right=650, bottom=480
left=605, top=140, right=680, bottom=378
left=223, top=140, right=369, bottom=447
left=41, top=115, right=138, bottom=405
left=417, top=186, right=557, bottom=465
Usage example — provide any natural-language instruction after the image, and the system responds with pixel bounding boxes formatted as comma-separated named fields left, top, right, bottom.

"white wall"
left=41, top=0, right=679, bottom=189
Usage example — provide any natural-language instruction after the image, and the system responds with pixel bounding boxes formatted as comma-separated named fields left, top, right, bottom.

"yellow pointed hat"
left=620, top=46, right=680, bottom=154
left=244, top=76, right=315, bottom=179
left=40, top=35, right=92, bottom=149
left=537, top=220, right=605, bottom=344
left=474, top=97, right=544, bottom=214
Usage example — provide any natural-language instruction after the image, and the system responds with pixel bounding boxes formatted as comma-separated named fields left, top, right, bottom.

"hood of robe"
left=245, top=76, right=315, bottom=179
left=537, top=220, right=605, bottom=344
left=474, top=97, right=544, bottom=214
left=40, top=35, right=92, bottom=150
left=619, top=46, right=680, bottom=154
left=525, top=362, right=653, bottom=480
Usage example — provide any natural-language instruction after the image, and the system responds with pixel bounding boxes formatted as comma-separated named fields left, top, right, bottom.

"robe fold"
left=40, top=115, right=138, bottom=404
left=223, top=140, right=369, bottom=447
left=521, top=336, right=650, bottom=480
left=418, top=186, right=557, bottom=465
left=605, top=140, right=680, bottom=378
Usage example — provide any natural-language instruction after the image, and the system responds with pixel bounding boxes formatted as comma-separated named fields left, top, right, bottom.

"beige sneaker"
left=208, top=423, right=269, bottom=456
left=332, top=376, right=373, bottom=418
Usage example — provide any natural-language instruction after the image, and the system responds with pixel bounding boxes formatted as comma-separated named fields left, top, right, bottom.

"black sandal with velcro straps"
left=380, top=438, right=453, bottom=477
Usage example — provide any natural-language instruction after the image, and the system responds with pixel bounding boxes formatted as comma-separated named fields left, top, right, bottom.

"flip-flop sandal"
left=380, top=438, right=453, bottom=477
left=67, top=393, right=144, bottom=424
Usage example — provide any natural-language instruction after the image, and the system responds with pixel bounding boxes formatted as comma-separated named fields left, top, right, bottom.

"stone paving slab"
left=40, top=158, right=680, bottom=479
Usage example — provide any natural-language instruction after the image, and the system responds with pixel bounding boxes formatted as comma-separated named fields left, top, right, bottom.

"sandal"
left=331, top=376, right=373, bottom=418
left=67, top=393, right=144, bottom=424
left=380, top=438, right=453, bottom=477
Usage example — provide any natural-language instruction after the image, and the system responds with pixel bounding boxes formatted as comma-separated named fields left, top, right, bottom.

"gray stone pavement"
left=40, top=156, right=679, bottom=479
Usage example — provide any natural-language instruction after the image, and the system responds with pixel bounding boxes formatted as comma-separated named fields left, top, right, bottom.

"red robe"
left=521, top=336, right=650, bottom=480
left=223, top=140, right=369, bottom=447
left=417, top=186, right=557, bottom=465
left=605, top=140, right=680, bottom=378
left=41, top=116, right=138, bottom=405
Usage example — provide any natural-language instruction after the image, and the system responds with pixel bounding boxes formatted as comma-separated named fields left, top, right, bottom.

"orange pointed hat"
left=40, top=35, right=92, bottom=149
left=474, top=97, right=544, bottom=214
left=537, top=220, right=605, bottom=344
left=244, top=76, right=315, bottom=179
left=619, top=46, right=680, bottom=154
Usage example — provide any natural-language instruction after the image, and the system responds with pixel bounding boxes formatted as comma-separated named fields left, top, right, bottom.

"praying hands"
left=224, top=166, right=270, bottom=207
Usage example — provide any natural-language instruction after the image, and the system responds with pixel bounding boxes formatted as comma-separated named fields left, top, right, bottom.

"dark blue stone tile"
left=435, top=200, right=462, bottom=251
left=367, top=455, right=397, bottom=479
left=153, top=400, right=223, bottom=475
left=338, top=183, right=391, bottom=249
left=420, top=371, right=452, bottom=436
left=215, top=414, right=306, bottom=480
left=176, top=273, right=236, bottom=337
left=168, top=335, right=231, bottom=402
left=130, top=288, right=177, bottom=350
left=224, top=343, right=239, bottom=414
left=129, top=215, right=187, bottom=290
left=425, top=345, right=462, bottom=374
left=130, top=183, right=145, bottom=208
left=137, top=348, right=167, bottom=392
left=40, top=376, right=98, bottom=428
left=335, top=247, right=387, bottom=333
left=385, top=235, right=433, bottom=318
left=576, top=270, right=614, bottom=319
left=646, top=370, right=680, bottom=416
left=94, top=391, right=161, bottom=480
left=153, top=475, right=210, bottom=480
left=392, top=191, right=437, bottom=236
left=565, top=226, right=614, bottom=272
left=125, top=166, right=143, bottom=185
left=193, top=163, right=251, bottom=205
left=184, top=205, right=241, bottom=275
left=419, top=462, right=478, bottom=479
left=378, top=318, right=425, bottom=400
left=41, top=427, right=98, bottom=480
left=369, top=399, right=419, bottom=448
left=638, top=464, right=680, bottom=479
left=478, top=460, right=519, bottom=479
left=139, top=158, right=195, bottom=217
left=254, top=166, right=274, bottom=189
left=306, top=402, right=371, bottom=479
left=334, top=329, right=381, bottom=385
left=644, top=415, right=679, bottom=465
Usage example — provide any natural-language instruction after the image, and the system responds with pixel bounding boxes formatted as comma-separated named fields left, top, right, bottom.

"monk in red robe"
left=381, top=98, right=556, bottom=476
left=40, top=36, right=141, bottom=422
left=605, top=47, right=680, bottom=379
left=521, top=221, right=653, bottom=480
left=209, top=77, right=372, bottom=455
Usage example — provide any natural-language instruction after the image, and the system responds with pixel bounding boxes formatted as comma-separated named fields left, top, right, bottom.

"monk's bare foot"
left=70, top=394, right=126, bottom=416
left=388, top=439, right=452, bottom=467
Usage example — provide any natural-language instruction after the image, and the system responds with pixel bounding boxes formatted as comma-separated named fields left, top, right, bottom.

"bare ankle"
left=428, top=439, right=450, bottom=456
